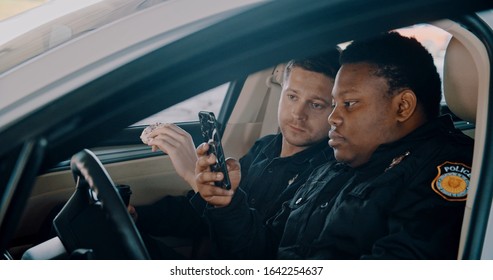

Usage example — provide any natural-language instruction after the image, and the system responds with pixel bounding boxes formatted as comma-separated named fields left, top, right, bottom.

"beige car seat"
left=437, top=18, right=491, bottom=258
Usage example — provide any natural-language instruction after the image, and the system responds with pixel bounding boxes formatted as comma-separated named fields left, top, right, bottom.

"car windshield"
left=0, top=0, right=170, bottom=75
left=0, top=0, right=265, bottom=131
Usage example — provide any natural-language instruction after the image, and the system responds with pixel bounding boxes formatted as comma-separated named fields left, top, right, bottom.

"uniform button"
left=250, top=198, right=256, bottom=205
left=267, top=168, right=273, bottom=173
left=320, top=202, right=329, bottom=208
left=295, top=197, right=303, bottom=205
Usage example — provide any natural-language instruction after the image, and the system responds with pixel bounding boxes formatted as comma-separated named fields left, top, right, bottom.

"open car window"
left=132, top=83, right=230, bottom=126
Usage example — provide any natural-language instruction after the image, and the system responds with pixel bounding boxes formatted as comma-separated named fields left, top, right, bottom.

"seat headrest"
left=440, top=19, right=490, bottom=124
left=443, top=37, right=479, bottom=123
left=266, top=63, right=285, bottom=88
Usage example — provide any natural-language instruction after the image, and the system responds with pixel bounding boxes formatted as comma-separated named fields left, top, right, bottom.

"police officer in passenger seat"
left=195, top=31, right=473, bottom=259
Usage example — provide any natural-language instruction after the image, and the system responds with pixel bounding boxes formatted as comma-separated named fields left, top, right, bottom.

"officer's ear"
left=393, top=89, right=417, bottom=122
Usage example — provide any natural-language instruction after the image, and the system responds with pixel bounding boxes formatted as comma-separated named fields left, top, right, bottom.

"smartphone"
left=198, top=111, right=231, bottom=190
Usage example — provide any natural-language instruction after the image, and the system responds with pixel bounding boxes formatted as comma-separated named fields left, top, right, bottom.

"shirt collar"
left=354, top=115, right=456, bottom=172
left=262, top=133, right=332, bottom=164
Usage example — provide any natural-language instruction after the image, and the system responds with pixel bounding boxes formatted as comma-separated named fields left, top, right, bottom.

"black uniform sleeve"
left=202, top=169, right=315, bottom=259
left=237, top=135, right=274, bottom=179
left=362, top=168, right=467, bottom=259
left=202, top=188, right=290, bottom=259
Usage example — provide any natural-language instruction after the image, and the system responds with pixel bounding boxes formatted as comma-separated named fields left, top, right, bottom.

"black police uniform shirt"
left=205, top=115, right=473, bottom=259
left=136, top=133, right=334, bottom=241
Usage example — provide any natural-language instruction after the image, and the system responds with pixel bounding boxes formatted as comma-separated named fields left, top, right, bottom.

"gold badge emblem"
left=385, top=151, right=411, bottom=172
left=431, top=161, right=471, bottom=201
left=288, top=174, right=298, bottom=185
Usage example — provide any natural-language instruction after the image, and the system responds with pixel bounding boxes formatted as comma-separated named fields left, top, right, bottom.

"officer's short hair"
left=341, top=31, right=442, bottom=120
left=284, top=48, right=341, bottom=82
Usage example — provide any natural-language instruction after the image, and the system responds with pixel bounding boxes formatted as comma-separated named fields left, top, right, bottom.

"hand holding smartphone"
left=198, top=111, right=231, bottom=190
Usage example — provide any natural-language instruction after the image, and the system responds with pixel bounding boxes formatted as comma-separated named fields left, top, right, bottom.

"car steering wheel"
left=53, top=149, right=150, bottom=259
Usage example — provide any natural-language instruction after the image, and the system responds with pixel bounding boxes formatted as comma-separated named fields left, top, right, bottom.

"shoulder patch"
left=431, top=161, right=471, bottom=201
